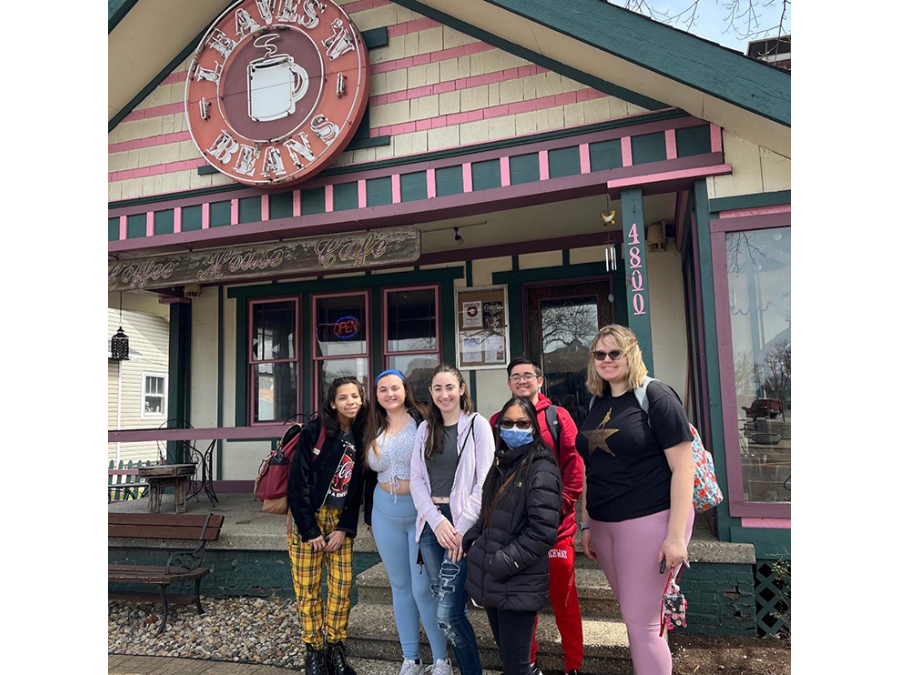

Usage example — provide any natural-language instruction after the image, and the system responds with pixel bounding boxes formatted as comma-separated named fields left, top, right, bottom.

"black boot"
left=327, top=641, right=357, bottom=675
left=304, top=644, right=328, bottom=675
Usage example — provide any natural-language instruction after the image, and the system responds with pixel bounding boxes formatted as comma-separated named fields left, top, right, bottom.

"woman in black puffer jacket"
left=462, top=397, right=562, bottom=675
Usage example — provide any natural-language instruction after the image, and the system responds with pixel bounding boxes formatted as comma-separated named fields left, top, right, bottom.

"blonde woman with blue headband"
left=363, top=369, right=451, bottom=675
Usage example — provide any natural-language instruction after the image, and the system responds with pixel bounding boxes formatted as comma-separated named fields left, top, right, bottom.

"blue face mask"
left=500, top=427, right=533, bottom=449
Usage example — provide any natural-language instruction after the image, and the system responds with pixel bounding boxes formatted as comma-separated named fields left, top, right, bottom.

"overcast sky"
left=607, top=1, right=791, bottom=53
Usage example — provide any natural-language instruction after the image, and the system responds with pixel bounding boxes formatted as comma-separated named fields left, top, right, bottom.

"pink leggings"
left=589, top=508, right=694, bottom=675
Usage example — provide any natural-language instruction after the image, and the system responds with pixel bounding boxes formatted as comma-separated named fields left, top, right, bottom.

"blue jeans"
left=418, top=503, right=482, bottom=675
left=372, top=488, right=448, bottom=661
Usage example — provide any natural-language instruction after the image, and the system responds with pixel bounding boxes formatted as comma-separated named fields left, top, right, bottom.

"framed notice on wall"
left=455, top=286, right=509, bottom=370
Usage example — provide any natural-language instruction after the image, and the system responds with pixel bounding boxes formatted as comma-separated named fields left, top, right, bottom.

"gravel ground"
left=109, top=596, right=305, bottom=670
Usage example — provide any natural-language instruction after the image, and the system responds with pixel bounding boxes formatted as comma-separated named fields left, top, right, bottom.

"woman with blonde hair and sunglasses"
left=576, top=324, right=695, bottom=675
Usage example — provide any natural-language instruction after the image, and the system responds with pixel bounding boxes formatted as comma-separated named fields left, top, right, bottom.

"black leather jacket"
left=463, top=442, right=561, bottom=612
left=288, top=418, right=366, bottom=542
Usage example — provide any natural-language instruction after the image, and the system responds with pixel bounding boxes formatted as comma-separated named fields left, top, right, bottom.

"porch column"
left=620, top=187, right=654, bottom=373
left=167, top=300, right=192, bottom=463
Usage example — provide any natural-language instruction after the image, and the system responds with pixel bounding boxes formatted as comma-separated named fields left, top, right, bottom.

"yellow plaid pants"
left=288, top=506, right=354, bottom=649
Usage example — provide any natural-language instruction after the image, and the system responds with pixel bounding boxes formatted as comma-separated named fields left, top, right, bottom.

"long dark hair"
left=319, top=376, right=368, bottom=439
left=364, top=371, right=426, bottom=465
left=480, top=397, right=548, bottom=519
left=424, top=363, right=474, bottom=460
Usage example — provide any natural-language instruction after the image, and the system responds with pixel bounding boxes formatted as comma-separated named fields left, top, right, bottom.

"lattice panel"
left=754, top=560, right=791, bottom=636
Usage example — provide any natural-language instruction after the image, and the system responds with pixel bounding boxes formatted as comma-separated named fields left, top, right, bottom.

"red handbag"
left=255, top=422, right=325, bottom=514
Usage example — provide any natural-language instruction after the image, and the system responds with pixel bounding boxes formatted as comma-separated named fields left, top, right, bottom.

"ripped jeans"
left=418, top=503, right=483, bottom=675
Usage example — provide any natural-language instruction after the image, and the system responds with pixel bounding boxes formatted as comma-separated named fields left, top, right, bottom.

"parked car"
left=742, top=398, right=783, bottom=419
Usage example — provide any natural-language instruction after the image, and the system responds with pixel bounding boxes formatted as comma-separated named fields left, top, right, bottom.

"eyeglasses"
left=508, top=373, right=537, bottom=383
left=592, top=349, right=623, bottom=361
left=499, top=419, right=533, bottom=430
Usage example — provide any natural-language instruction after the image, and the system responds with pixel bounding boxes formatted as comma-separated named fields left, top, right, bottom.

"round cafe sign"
left=185, top=0, right=370, bottom=187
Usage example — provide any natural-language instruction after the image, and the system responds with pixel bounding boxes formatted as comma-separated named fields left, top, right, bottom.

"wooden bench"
left=108, top=512, right=224, bottom=634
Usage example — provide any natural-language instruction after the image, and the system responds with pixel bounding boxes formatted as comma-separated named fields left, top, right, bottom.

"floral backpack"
left=590, top=376, right=724, bottom=512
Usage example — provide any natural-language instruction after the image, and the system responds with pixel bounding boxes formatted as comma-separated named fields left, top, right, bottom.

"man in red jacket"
left=490, top=357, right=585, bottom=675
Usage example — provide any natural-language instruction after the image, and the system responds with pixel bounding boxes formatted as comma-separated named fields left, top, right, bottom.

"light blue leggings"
left=372, top=487, right=449, bottom=661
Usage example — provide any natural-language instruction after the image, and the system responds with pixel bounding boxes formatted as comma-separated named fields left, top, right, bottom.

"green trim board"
left=216, top=286, right=224, bottom=480
left=709, top=190, right=791, bottom=213
left=227, top=268, right=464, bottom=300
left=109, top=110, right=690, bottom=209
left=620, top=188, right=654, bottom=373
left=479, top=0, right=790, bottom=127
left=167, top=302, right=192, bottom=462
left=390, top=0, right=666, bottom=112
left=234, top=297, right=248, bottom=427
left=693, top=179, right=740, bottom=540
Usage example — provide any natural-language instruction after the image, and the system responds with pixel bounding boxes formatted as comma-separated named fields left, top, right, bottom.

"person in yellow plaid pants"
left=289, top=505, right=354, bottom=648
left=288, top=378, right=368, bottom=675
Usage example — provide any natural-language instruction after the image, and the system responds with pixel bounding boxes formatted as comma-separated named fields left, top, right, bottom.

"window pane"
left=144, top=396, right=164, bottom=415
left=388, top=354, right=440, bottom=405
left=727, top=228, right=791, bottom=504
left=386, top=289, right=437, bottom=352
left=146, top=376, right=164, bottom=396
left=315, top=295, right=367, bottom=357
left=252, top=302, right=295, bottom=361
left=253, top=362, right=298, bottom=423
left=541, top=297, right=598, bottom=428
left=318, top=359, right=368, bottom=409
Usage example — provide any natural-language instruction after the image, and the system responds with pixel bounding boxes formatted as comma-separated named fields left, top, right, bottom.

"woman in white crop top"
left=363, top=370, right=450, bottom=675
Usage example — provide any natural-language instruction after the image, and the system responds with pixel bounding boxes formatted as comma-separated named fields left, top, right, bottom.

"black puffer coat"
left=462, top=442, right=561, bottom=612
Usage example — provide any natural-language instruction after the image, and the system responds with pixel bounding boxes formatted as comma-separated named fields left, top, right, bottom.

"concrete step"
left=346, top=602, right=632, bottom=675
left=356, top=563, right=620, bottom=619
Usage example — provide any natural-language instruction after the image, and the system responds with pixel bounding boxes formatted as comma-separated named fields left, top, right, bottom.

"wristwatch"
left=579, top=521, right=590, bottom=531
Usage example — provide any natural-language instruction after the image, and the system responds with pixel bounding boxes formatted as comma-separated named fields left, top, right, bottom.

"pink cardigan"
left=409, top=410, right=495, bottom=542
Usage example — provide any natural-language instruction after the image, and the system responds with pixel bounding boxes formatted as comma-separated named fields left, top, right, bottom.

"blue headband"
left=375, top=369, right=405, bottom=382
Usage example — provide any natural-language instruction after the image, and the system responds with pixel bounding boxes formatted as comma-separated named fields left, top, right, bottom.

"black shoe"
left=530, top=663, right=544, bottom=675
left=305, top=645, right=328, bottom=675
left=566, top=670, right=581, bottom=675
left=327, top=641, right=357, bottom=675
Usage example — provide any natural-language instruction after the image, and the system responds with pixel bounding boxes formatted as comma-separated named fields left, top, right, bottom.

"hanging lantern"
left=110, top=326, right=130, bottom=360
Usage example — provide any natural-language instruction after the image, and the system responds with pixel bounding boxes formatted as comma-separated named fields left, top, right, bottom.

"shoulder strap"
left=633, top=376, right=659, bottom=425
left=484, top=469, right=518, bottom=528
left=312, top=422, right=327, bottom=460
left=544, top=405, right=559, bottom=450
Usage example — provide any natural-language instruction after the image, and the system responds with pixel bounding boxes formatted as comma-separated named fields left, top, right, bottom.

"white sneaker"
left=427, top=658, right=452, bottom=675
left=398, top=657, right=425, bottom=675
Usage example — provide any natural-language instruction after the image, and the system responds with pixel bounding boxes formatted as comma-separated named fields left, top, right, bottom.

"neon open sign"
left=333, top=316, right=359, bottom=339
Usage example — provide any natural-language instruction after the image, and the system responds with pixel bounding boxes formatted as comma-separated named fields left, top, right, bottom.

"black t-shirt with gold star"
left=576, top=381, right=692, bottom=522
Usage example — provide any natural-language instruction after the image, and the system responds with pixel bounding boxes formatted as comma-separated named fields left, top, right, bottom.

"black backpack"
left=544, top=405, right=560, bottom=451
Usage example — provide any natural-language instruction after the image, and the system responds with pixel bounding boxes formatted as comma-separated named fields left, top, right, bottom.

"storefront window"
left=250, top=300, right=298, bottom=423
left=384, top=287, right=440, bottom=403
left=726, top=227, right=790, bottom=503
left=313, top=293, right=370, bottom=407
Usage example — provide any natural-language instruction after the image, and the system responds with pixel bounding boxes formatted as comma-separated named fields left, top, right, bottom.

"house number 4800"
left=627, top=223, right=647, bottom=316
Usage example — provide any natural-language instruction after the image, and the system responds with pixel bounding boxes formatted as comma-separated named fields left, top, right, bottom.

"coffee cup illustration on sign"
left=247, top=34, right=309, bottom=122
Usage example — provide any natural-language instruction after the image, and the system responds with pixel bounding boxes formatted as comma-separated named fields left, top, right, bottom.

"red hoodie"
left=490, top=393, right=584, bottom=542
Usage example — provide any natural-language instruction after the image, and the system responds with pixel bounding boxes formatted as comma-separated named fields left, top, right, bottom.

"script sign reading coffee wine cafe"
left=107, top=228, right=420, bottom=292
left=186, top=0, right=370, bottom=187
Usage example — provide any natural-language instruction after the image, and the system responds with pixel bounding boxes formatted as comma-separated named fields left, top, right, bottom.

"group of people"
left=286, top=324, right=696, bottom=675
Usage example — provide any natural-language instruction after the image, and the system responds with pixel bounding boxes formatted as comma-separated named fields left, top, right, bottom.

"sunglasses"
left=499, top=419, right=533, bottom=430
left=592, top=349, right=624, bottom=361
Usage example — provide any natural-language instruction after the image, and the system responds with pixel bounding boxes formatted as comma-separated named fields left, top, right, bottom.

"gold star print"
left=583, top=408, right=619, bottom=456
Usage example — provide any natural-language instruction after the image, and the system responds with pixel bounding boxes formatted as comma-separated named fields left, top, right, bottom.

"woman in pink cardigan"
left=410, top=364, right=494, bottom=675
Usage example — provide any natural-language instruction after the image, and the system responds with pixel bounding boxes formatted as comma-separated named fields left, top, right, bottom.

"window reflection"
left=727, top=228, right=790, bottom=503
